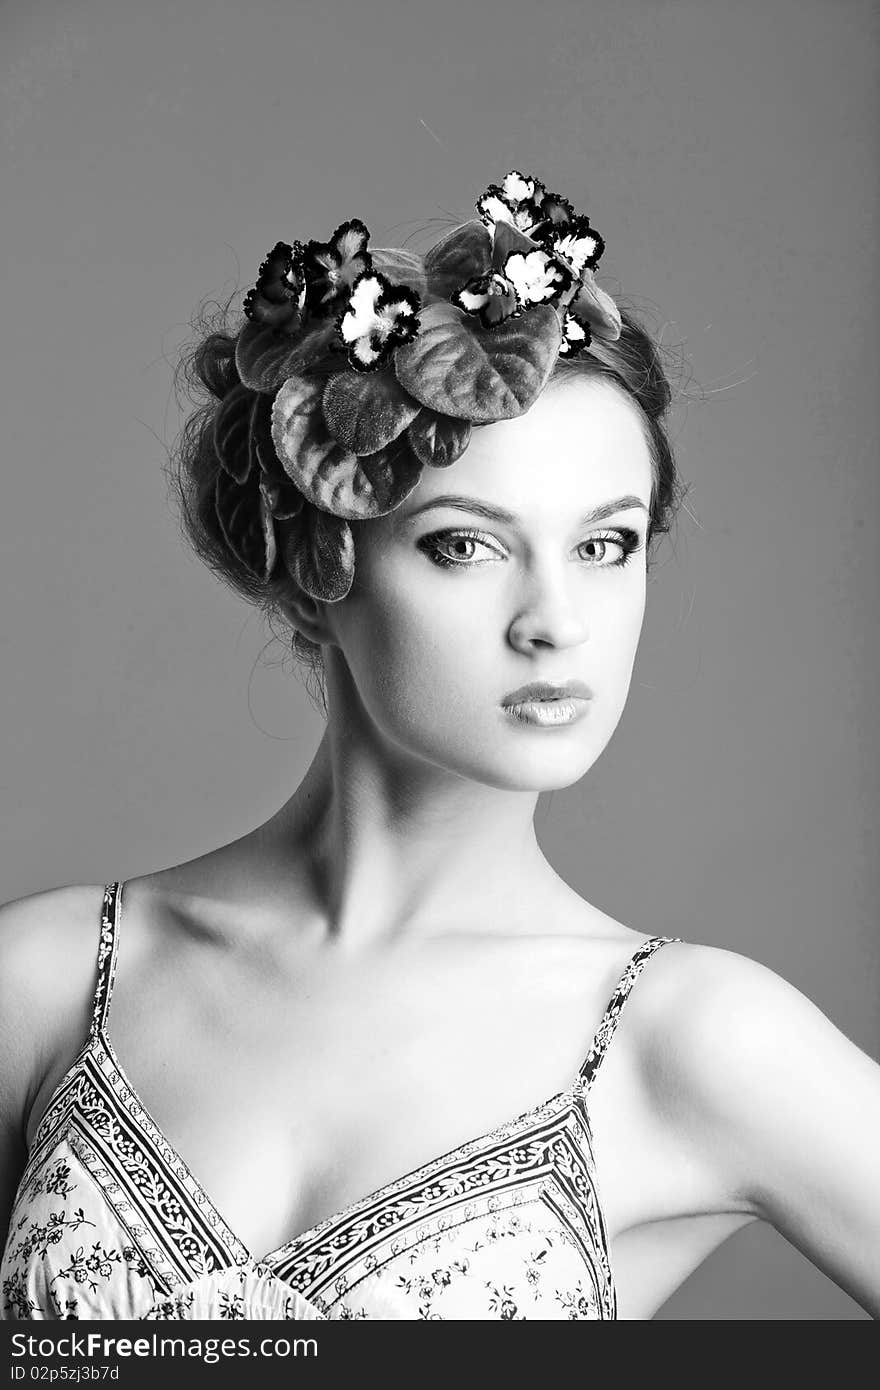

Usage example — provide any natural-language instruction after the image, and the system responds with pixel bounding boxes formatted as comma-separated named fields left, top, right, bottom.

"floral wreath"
left=213, top=170, right=622, bottom=604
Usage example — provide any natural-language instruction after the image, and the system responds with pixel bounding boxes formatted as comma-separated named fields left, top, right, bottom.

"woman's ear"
left=277, top=588, right=335, bottom=647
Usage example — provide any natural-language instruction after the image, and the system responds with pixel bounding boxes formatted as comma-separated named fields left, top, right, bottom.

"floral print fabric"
left=1, top=883, right=681, bottom=1320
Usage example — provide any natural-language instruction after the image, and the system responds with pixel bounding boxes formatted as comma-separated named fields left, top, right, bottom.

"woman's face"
left=320, top=374, right=654, bottom=792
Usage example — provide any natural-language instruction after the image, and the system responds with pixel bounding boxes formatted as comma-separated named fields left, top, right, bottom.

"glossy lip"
left=501, top=679, right=592, bottom=706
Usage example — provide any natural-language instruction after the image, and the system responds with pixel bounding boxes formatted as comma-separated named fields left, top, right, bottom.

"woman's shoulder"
left=0, top=881, right=108, bottom=1022
left=577, top=916, right=804, bottom=1070
left=556, top=897, right=809, bottom=1096
left=0, top=883, right=109, bottom=1125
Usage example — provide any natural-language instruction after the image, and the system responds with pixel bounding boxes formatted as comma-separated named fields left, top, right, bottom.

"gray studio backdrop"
left=2, top=0, right=877, bottom=1319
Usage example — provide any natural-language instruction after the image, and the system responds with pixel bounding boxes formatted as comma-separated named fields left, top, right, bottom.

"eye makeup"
left=417, top=526, right=644, bottom=571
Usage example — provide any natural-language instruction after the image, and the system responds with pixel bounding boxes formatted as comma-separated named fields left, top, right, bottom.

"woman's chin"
left=464, top=752, right=599, bottom=794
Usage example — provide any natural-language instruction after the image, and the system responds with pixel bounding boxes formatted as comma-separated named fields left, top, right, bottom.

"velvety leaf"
left=272, top=375, right=423, bottom=518
left=213, top=382, right=254, bottom=484
left=369, top=246, right=428, bottom=300
left=214, top=467, right=274, bottom=584
left=322, top=369, right=422, bottom=454
left=248, top=393, right=305, bottom=518
left=277, top=506, right=356, bottom=603
left=491, top=217, right=543, bottom=267
left=235, top=317, right=342, bottom=393
left=393, top=300, right=562, bottom=422
left=259, top=485, right=279, bottom=578
left=422, top=219, right=492, bottom=300
left=568, top=273, right=622, bottom=341
left=249, top=390, right=281, bottom=478
left=406, top=409, right=471, bottom=468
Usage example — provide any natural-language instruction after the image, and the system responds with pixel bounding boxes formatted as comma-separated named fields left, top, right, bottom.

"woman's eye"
left=578, top=535, right=627, bottom=565
left=418, top=529, right=502, bottom=569
left=419, top=527, right=641, bottom=571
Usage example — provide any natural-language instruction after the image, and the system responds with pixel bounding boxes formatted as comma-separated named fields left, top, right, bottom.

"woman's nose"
left=506, top=567, right=591, bottom=651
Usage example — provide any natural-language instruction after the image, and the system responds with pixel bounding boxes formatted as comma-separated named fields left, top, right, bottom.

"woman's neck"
left=262, top=723, right=561, bottom=953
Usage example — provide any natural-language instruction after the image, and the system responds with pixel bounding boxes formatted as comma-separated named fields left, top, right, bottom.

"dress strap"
left=578, top=934, right=682, bottom=1091
left=89, top=881, right=123, bottom=1041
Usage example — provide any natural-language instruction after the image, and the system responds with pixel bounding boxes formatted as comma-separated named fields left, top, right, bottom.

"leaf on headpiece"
left=259, top=486, right=280, bottom=573
left=214, top=466, right=277, bottom=585
left=369, top=246, right=428, bottom=300
left=393, top=300, right=562, bottom=423
left=259, top=473, right=304, bottom=522
left=235, top=318, right=342, bottom=393
left=566, top=270, right=622, bottom=341
left=322, top=369, right=421, bottom=455
left=406, top=409, right=471, bottom=468
left=214, top=382, right=255, bottom=484
left=491, top=217, right=543, bottom=265
left=272, top=374, right=423, bottom=519
left=422, top=220, right=492, bottom=301
left=276, top=506, right=355, bottom=603
left=249, top=393, right=305, bottom=519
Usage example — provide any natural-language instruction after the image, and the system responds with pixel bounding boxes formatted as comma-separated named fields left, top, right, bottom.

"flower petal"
left=242, top=241, right=307, bottom=333
left=534, top=188, right=576, bottom=229
left=336, top=272, right=421, bottom=374
left=322, top=368, right=422, bottom=454
left=406, top=409, right=471, bottom=468
left=272, top=374, right=423, bottom=518
left=451, top=272, right=521, bottom=328
left=558, top=312, right=590, bottom=358
left=502, top=248, right=573, bottom=308
left=476, top=173, right=546, bottom=237
left=500, top=170, right=543, bottom=205
left=393, top=300, right=562, bottom=422
left=546, top=215, right=605, bottom=274
left=302, top=217, right=372, bottom=316
left=476, top=188, right=518, bottom=230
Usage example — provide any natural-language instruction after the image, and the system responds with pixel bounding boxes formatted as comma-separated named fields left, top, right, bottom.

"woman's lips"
left=501, top=695, right=591, bottom=728
left=501, top=679, right=592, bottom=704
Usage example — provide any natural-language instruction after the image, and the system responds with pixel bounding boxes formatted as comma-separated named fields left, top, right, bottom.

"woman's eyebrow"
left=406, top=493, right=649, bottom=527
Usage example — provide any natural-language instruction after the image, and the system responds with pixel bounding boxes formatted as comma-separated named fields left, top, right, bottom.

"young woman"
left=1, top=171, right=878, bottom=1321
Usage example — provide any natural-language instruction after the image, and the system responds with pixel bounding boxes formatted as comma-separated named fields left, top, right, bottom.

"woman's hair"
left=168, top=287, right=686, bottom=706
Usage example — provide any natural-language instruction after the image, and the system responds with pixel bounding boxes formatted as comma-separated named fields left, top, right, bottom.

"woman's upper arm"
left=0, top=886, right=104, bottom=1251
left=656, top=945, right=880, bottom=1317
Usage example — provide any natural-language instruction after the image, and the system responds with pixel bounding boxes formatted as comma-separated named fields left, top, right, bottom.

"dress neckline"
left=25, top=880, right=681, bottom=1274
left=29, top=1023, right=592, bottom=1271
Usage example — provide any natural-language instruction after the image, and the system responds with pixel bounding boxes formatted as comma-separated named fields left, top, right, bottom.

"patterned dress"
left=1, top=882, right=682, bottom=1319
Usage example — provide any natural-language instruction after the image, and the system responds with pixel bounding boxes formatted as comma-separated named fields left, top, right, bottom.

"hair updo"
left=168, top=282, right=686, bottom=708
